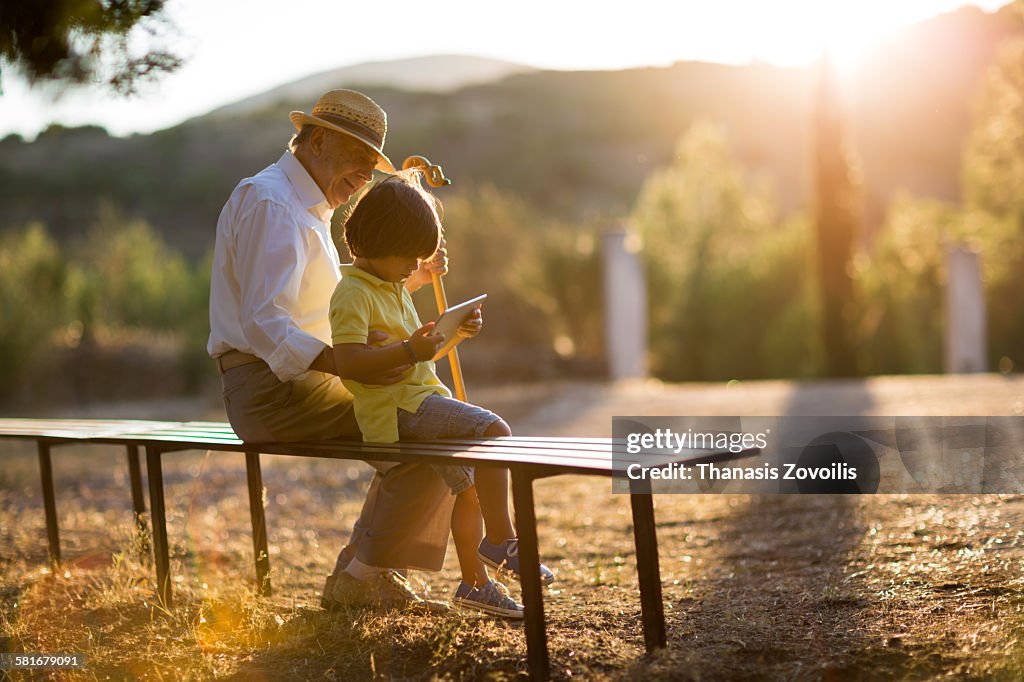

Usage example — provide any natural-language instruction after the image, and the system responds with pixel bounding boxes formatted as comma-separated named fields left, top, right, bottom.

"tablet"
left=431, top=293, right=487, bottom=361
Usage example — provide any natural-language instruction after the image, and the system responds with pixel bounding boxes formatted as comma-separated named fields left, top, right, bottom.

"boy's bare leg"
left=451, top=487, right=491, bottom=586
left=477, top=419, right=516, bottom=543
left=475, top=467, right=515, bottom=543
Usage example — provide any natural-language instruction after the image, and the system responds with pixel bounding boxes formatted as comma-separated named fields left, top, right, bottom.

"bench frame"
left=2, top=419, right=751, bottom=680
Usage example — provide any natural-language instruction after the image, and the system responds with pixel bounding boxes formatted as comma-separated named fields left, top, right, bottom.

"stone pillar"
left=945, top=246, right=987, bottom=373
left=602, top=229, right=647, bottom=380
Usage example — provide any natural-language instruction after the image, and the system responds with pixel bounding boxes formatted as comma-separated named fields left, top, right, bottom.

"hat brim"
left=289, top=111, right=395, bottom=172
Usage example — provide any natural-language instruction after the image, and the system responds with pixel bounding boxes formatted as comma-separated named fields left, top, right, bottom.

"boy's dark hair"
left=344, top=170, right=442, bottom=260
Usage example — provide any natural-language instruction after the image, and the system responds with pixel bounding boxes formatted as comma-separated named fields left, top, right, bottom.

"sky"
left=0, top=0, right=1010, bottom=140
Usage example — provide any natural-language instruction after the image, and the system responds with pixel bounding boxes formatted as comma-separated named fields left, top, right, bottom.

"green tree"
left=434, top=185, right=578, bottom=378
left=961, top=34, right=1024, bottom=369
left=512, top=225, right=604, bottom=369
left=71, top=204, right=194, bottom=333
left=0, top=0, right=180, bottom=93
left=0, top=224, right=69, bottom=397
left=856, top=194, right=963, bottom=375
left=631, top=122, right=819, bottom=381
left=863, top=15, right=1024, bottom=376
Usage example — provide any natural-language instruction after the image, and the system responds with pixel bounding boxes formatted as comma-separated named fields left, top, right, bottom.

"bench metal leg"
left=511, top=467, right=549, bottom=681
left=37, top=441, right=61, bottom=566
left=146, top=447, right=172, bottom=608
left=245, top=451, right=272, bottom=596
left=126, top=445, right=150, bottom=557
left=630, top=492, right=667, bottom=652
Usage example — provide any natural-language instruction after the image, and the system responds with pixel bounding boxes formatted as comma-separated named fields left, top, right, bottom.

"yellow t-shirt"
left=329, top=264, right=451, bottom=442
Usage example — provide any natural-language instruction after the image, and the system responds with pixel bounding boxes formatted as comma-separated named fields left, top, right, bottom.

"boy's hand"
left=405, top=238, right=448, bottom=292
left=408, top=321, right=445, bottom=361
left=456, top=307, right=483, bottom=338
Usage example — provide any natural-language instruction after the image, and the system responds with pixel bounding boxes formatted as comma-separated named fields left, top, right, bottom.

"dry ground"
left=2, top=375, right=1024, bottom=680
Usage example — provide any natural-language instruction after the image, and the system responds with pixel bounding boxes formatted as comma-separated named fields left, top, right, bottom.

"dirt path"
left=513, top=373, right=1024, bottom=435
left=2, top=374, right=1023, bottom=679
left=513, top=374, right=1024, bottom=679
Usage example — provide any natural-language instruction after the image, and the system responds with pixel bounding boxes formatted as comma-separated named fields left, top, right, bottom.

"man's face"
left=310, top=128, right=379, bottom=208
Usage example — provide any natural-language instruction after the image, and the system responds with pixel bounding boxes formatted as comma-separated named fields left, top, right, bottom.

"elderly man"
left=208, top=89, right=453, bottom=609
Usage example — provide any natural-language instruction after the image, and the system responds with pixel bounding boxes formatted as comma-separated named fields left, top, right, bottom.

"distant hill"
left=1, top=6, right=1021, bottom=259
left=202, top=54, right=537, bottom=119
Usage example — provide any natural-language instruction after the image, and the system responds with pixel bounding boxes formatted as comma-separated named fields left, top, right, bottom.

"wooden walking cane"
left=401, top=155, right=470, bottom=402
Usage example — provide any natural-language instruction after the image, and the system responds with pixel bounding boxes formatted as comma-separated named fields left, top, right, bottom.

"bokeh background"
left=1, top=0, right=1022, bottom=408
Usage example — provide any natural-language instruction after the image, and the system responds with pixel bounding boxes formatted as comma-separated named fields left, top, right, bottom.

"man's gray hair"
left=288, top=124, right=318, bottom=152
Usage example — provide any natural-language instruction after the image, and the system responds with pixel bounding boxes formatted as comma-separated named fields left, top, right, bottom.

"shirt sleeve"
left=235, top=199, right=327, bottom=382
left=330, top=285, right=372, bottom=346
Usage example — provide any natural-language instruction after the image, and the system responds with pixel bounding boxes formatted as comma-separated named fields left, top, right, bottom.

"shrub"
left=631, top=122, right=820, bottom=380
left=0, top=224, right=70, bottom=398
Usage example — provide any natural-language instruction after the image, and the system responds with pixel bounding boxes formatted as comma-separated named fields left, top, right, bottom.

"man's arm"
left=235, top=199, right=330, bottom=381
left=309, top=346, right=338, bottom=375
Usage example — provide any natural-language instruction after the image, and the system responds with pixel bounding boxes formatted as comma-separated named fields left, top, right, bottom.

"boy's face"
left=367, top=255, right=422, bottom=283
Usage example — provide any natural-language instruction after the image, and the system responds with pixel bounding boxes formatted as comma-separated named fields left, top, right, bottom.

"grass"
left=3, top=417, right=1024, bottom=678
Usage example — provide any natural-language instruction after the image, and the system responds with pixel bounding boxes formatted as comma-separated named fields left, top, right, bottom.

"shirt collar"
left=340, top=264, right=403, bottom=292
left=277, top=151, right=333, bottom=223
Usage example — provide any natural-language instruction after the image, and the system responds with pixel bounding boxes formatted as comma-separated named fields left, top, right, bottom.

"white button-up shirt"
left=208, top=151, right=342, bottom=382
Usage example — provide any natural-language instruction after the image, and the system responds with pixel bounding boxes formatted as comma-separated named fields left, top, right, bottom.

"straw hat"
left=290, top=90, right=395, bottom=172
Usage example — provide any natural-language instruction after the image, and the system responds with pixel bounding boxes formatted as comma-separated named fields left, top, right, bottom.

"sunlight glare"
left=819, top=4, right=896, bottom=75
left=746, top=2, right=906, bottom=73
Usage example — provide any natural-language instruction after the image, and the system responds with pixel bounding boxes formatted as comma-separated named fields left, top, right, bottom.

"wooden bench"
left=0, top=417, right=756, bottom=680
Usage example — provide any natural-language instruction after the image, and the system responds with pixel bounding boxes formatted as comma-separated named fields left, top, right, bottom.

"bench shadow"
left=628, top=379, right=943, bottom=680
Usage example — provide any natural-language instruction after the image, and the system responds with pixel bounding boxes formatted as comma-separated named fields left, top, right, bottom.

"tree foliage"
left=425, top=185, right=604, bottom=378
left=0, top=224, right=68, bottom=388
left=865, top=27, right=1024, bottom=374
left=0, top=212, right=210, bottom=403
left=0, top=0, right=180, bottom=94
left=855, top=195, right=960, bottom=375
left=961, top=35, right=1024, bottom=369
left=632, top=122, right=820, bottom=381
left=964, top=38, right=1024, bottom=222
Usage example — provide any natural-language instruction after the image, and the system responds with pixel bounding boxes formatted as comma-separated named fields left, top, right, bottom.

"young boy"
left=328, top=171, right=554, bottom=618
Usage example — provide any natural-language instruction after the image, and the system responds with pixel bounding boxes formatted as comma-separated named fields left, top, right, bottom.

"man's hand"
left=405, top=238, right=448, bottom=292
left=358, top=362, right=412, bottom=385
left=355, top=330, right=411, bottom=385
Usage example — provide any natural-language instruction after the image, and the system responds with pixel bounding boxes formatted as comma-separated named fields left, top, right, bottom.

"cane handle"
left=402, top=155, right=452, bottom=188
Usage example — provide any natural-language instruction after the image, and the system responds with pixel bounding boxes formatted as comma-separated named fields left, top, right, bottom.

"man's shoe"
left=321, top=573, right=340, bottom=610
left=372, top=570, right=453, bottom=612
left=322, top=571, right=385, bottom=610
left=478, top=538, right=555, bottom=585
left=322, top=570, right=450, bottom=613
left=453, top=580, right=525, bottom=619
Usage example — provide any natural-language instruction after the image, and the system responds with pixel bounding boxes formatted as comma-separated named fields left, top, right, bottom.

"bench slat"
left=0, top=418, right=759, bottom=476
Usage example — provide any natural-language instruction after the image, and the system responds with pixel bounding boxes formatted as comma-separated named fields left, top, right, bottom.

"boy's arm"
left=333, top=323, right=445, bottom=379
left=309, top=332, right=397, bottom=378
left=330, top=286, right=399, bottom=380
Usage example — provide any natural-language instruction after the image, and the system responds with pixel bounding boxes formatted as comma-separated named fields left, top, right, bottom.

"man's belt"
left=216, top=350, right=264, bottom=374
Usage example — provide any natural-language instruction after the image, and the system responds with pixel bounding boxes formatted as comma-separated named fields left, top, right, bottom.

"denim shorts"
left=396, top=394, right=503, bottom=495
